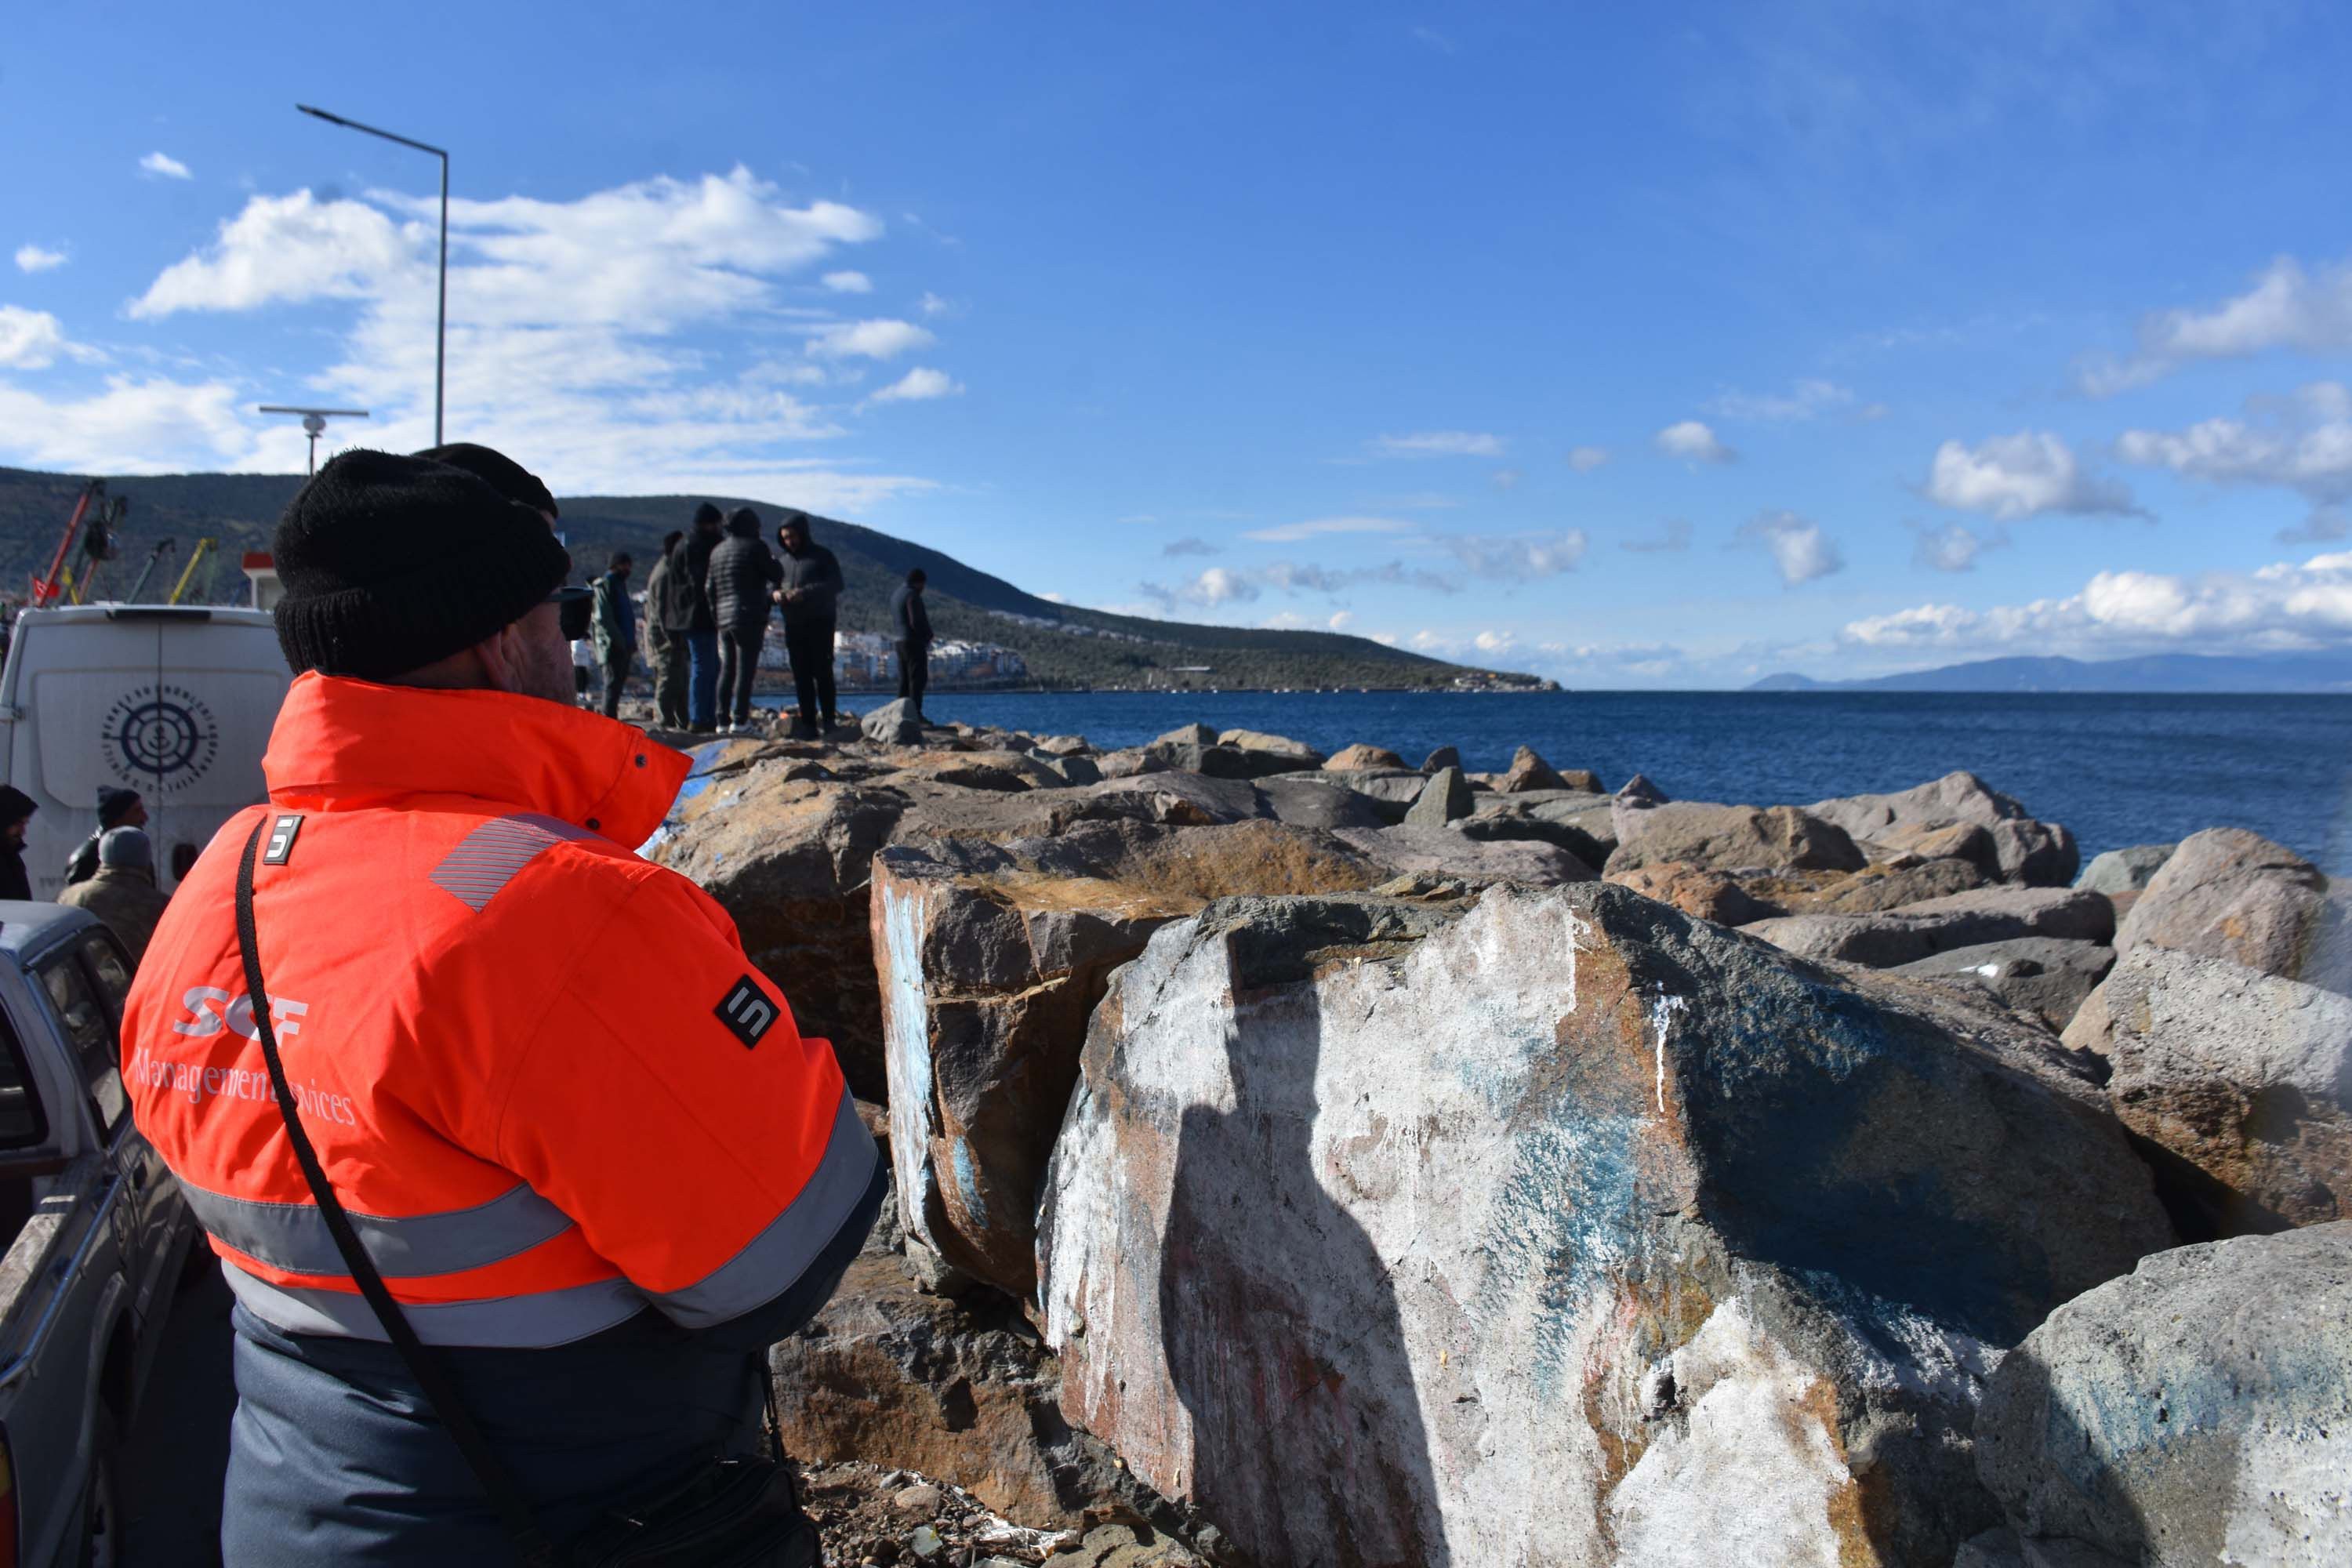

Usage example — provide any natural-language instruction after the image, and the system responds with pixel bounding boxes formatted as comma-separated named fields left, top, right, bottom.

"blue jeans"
left=684, top=629, right=720, bottom=728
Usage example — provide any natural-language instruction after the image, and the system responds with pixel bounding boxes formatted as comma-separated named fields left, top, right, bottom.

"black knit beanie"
left=96, top=786, right=140, bottom=826
left=416, top=442, right=560, bottom=518
left=693, top=502, right=724, bottom=528
left=272, top=448, right=572, bottom=681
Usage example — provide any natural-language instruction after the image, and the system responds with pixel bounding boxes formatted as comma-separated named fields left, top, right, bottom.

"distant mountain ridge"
left=0, top=466, right=1540, bottom=691
left=1749, top=653, right=2352, bottom=694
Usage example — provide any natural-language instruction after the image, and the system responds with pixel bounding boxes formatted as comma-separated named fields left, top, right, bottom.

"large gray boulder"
left=1891, top=938, right=2118, bottom=1034
left=1145, top=739, right=1323, bottom=780
left=1974, top=1222, right=2352, bottom=1568
left=2114, top=827, right=2347, bottom=993
left=1806, top=771, right=2079, bottom=886
left=1459, top=789, right=1617, bottom=867
left=861, top=696, right=925, bottom=746
left=1253, top=775, right=1394, bottom=832
left=1742, top=887, right=2116, bottom=970
left=1324, top=742, right=1406, bottom=771
left=874, top=821, right=1387, bottom=1297
left=1403, top=764, right=1474, bottom=826
left=2063, top=946, right=2352, bottom=1236
left=1499, top=745, right=1597, bottom=794
left=1039, top=884, right=2172, bottom=1567
left=1606, top=800, right=1868, bottom=877
left=1754, top=855, right=1993, bottom=916
left=1334, top=824, right=1594, bottom=887
left=2076, top=842, right=2177, bottom=896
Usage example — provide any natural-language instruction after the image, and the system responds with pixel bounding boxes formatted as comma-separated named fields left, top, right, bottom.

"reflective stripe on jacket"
left=122, top=673, right=875, bottom=1348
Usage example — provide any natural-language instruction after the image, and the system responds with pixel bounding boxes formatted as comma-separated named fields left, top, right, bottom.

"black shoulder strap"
left=234, top=819, right=557, bottom=1568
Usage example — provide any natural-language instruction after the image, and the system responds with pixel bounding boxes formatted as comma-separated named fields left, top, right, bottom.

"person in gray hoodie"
left=706, top=506, right=783, bottom=730
left=775, top=511, right=845, bottom=735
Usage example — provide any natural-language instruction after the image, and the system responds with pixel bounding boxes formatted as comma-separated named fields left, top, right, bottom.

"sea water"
left=764, top=689, right=2352, bottom=866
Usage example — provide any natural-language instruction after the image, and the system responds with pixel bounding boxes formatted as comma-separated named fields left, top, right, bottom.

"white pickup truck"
left=0, top=901, right=198, bottom=1567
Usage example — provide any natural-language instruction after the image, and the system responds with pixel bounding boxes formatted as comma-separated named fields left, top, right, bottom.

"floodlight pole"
left=296, top=103, right=448, bottom=445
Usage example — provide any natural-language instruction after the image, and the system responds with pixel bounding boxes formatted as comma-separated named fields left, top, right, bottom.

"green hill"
left=0, top=466, right=1542, bottom=691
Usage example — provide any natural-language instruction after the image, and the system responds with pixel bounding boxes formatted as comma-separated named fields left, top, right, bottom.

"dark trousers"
left=651, top=638, right=688, bottom=729
left=684, top=629, right=720, bottom=728
left=717, top=625, right=765, bottom=725
left=783, top=617, right=837, bottom=729
left=896, top=640, right=929, bottom=712
left=599, top=646, right=632, bottom=719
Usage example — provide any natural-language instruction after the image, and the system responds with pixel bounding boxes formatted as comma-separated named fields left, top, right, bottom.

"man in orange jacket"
left=122, top=448, right=882, bottom=1562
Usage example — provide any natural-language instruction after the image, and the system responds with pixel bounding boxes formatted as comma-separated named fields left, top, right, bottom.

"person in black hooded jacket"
left=706, top=506, right=783, bottom=730
left=0, top=786, right=35, bottom=902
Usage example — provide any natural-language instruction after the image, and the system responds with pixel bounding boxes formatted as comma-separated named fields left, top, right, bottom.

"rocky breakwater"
left=641, top=708, right=2352, bottom=1563
left=1037, top=884, right=2172, bottom=1566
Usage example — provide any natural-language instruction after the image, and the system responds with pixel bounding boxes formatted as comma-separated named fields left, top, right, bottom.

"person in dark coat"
left=0, top=786, right=35, bottom=902
left=707, top=507, right=784, bottom=731
left=890, top=568, right=934, bottom=719
left=641, top=531, right=687, bottom=728
left=590, top=554, right=636, bottom=719
left=662, top=503, right=725, bottom=731
left=775, top=512, right=845, bottom=736
left=65, top=785, right=145, bottom=887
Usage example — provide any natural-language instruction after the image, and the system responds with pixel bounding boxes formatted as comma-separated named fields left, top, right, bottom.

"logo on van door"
left=103, top=683, right=221, bottom=794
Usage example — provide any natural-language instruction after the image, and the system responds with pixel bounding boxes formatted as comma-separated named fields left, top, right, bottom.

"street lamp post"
left=296, top=103, right=448, bottom=445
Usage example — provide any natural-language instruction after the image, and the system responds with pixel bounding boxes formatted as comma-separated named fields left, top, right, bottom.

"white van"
left=0, top=607, right=291, bottom=897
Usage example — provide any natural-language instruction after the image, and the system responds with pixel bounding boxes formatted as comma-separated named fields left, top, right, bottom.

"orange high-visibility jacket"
left=122, top=673, right=876, bottom=1348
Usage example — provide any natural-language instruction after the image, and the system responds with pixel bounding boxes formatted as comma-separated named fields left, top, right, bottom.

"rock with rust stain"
left=2113, top=826, right=2350, bottom=995
left=1804, top=771, right=2079, bottom=887
left=1606, top=799, right=1867, bottom=877
left=1038, top=884, right=2172, bottom=1567
left=874, top=820, right=1390, bottom=1298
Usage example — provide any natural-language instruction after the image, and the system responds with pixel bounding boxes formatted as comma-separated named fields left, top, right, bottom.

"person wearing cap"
left=641, top=530, right=688, bottom=728
left=0, top=786, right=35, bottom=902
left=122, top=447, right=880, bottom=1563
left=661, top=503, right=726, bottom=731
left=774, top=511, right=844, bottom=737
left=65, top=786, right=146, bottom=888
left=58, top=826, right=172, bottom=964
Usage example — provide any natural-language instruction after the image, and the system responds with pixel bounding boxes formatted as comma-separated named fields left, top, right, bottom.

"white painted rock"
left=1038, top=884, right=2174, bottom=1567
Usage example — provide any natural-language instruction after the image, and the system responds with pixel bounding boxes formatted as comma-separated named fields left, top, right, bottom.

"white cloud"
left=1655, top=419, right=1737, bottom=465
left=1162, top=536, right=1219, bottom=557
left=811, top=318, right=935, bottom=360
left=1437, top=531, right=1588, bottom=579
left=14, top=244, right=66, bottom=274
left=1838, top=547, right=2352, bottom=656
left=1621, top=518, right=1693, bottom=554
left=1260, top=611, right=1308, bottom=630
left=821, top=270, right=873, bottom=293
left=1474, top=630, right=1516, bottom=653
left=1166, top=567, right=1258, bottom=608
left=1925, top=430, right=2140, bottom=520
left=1037, top=591, right=1067, bottom=604
left=866, top=366, right=962, bottom=405
left=1910, top=521, right=2003, bottom=572
left=2115, top=383, right=2352, bottom=504
left=1243, top=516, right=1411, bottom=543
left=917, top=292, right=950, bottom=316
left=1372, top=430, right=1504, bottom=458
left=0, top=374, right=252, bottom=471
left=1737, top=510, right=1845, bottom=586
left=1327, top=611, right=1355, bottom=631
left=140, top=151, right=192, bottom=180
left=1704, top=378, right=1854, bottom=423
left=91, top=169, right=940, bottom=508
left=1138, top=558, right=1459, bottom=611
left=1566, top=445, right=1609, bottom=473
left=2079, top=254, right=2352, bottom=395
left=1491, top=467, right=1523, bottom=490
left=1369, top=631, right=1399, bottom=646
left=0, top=306, right=76, bottom=369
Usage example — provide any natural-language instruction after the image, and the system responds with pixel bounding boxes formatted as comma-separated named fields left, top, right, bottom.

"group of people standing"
left=596, top=502, right=935, bottom=737
left=0, top=782, right=174, bottom=964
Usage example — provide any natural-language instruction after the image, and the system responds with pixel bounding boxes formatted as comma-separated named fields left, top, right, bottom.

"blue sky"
left=5, top=1, right=2352, bottom=686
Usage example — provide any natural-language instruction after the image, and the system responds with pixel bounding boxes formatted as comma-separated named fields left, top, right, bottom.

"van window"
left=0, top=1000, right=46, bottom=1150
left=36, top=948, right=128, bottom=1137
left=79, top=932, right=135, bottom=1020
